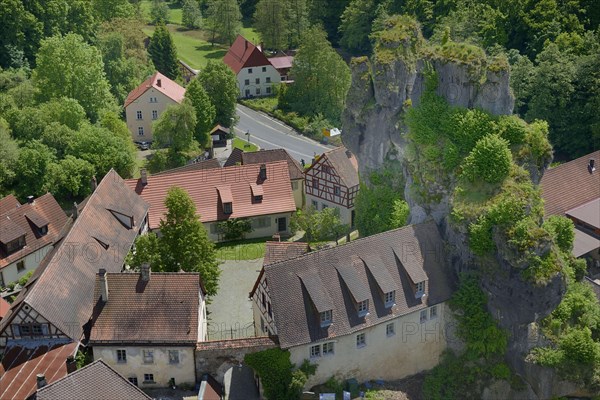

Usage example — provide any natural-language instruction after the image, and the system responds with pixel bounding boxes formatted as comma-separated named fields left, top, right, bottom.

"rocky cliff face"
left=342, top=19, right=577, bottom=399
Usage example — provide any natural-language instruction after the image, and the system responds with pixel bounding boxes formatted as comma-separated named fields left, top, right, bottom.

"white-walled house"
left=125, top=161, right=297, bottom=242
left=223, top=35, right=292, bottom=98
left=0, top=194, right=68, bottom=287
left=304, top=146, right=360, bottom=227
left=89, top=268, right=205, bottom=388
left=250, top=221, right=454, bottom=387
left=124, top=72, right=186, bottom=142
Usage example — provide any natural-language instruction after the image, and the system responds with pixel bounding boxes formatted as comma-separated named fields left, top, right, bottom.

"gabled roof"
left=126, top=161, right=296, bottom=229
left=90, top=272, right=201, bottom=344
left=0, top=193, right=69, bottom=269
left=307, top=146, right=360, bottom=188
left=224, top=147, right=244, bottom=167
left=223, top=35, right=272, bottom=74
left=269, top=55, right=294, bottom=70
left=151, top=158, right=221, bottom=176
left=0, top=340, right=78, bottom=400
left=241, top=149, right=304, bottom=180
left=264, top=241, right=309, bottom=266
left=263, top=221, right=453, bottom=348
left=0, top=194, right=20, bottom=215
left=124, top=71, right=186, bottom=108
left=540, top=150, right=600, bottom=217
left=21, top=170, right=149, bottom=341
left=567, top=198, right=600, bottom=230
left=36, top=359, right=152, bottom=400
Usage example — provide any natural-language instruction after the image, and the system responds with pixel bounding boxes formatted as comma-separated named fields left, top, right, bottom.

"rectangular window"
left=17, top=260, right=25, bottom=272
left=358, top=299, right=368, bottom=316
left=32, top=324, right=42, bottom=335
left=256, top=87, right=261, bottom=95
left=281, top=76, right=285, bottom=81
left=138, top=127, right=144, bottom=136
left=386, top=323, right=395, bottom=337
left=39, top=225, right=48, bottom=235
left=245, top=79, right=250, bottom=85
left=262, top=292, right=266, bottom=308
left=311, top=200, right=318, bottom=209
left=430, top=305, right=438, bottom=319
left=266, top=86, right=271, bottom=94
left=323, top=342, right=334, bottom=355
left=384, top=291, right=395, bottom=308
left=136, top=111, right=142, bottom=120
left=356, top=333, right=366, bottom=348
left=268, top=302, right=272, bottom=318
left=248, top=68, right=253, bottom=73
left=143, top=373, right=154, bottom=383
left=255, top=78, right=260, bottom=84
left=245, top=89, right=250, bottom=97
left=152, top=110, right=158, bottom=120
left=309, top=345, right=320, bottom=358
left=321, top=203, right=328, bottom=210
left=262, top=67, right=267, bottom=72
left=334, top=186, right=341, bottom=196
left=149, top=97, right=157, bottom=103
left=416, top=281, right=425, bottom=293
left=116, top=349, right=127, bottom=363
left=266, top=77, right=271, bottom=83
left=420, top=310, right=428, bottom=324
left=142, top=349, right=154, bottom=364
left=223, top=202, right=232, bottom=214
left=320, top=310, right=332, bottom=327
left=168, top=350, right=180, bottom=364
left=128, top=377, right=138, bottom=386
left=312, top=178, right=319, bottom=189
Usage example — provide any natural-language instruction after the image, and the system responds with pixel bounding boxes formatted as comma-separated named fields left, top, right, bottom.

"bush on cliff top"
left=461, top=134, right=512, bottom=184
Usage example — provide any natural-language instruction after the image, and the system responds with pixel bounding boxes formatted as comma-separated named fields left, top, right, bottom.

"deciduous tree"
left=205, top=0, right=242, bottom=45
left=45, top=155, right=96, bottom=200
left=185, top=78, right=216, bottom=147
left=182, top=0, right=202, bottom=29
left=254, top=0, right=288, bottom=50
left=198, top=61, right=238, bottom=126
left=152, top=100, right=197, bottom=153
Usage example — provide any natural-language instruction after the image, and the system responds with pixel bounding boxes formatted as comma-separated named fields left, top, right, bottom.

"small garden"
left=214, top=237, right=269, bottom=261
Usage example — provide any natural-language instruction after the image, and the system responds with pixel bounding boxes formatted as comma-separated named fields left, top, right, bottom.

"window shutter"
left=41, top=324, right=49, bottom=335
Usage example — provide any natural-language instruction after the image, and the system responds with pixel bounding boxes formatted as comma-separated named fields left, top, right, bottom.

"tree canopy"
left=185, top=78, right=216, bottom=147
left=205, top=0, right=242, bottom=45
left=198, top=61, right=238, bottom=127
left=148, top=24, right=180, bottom=80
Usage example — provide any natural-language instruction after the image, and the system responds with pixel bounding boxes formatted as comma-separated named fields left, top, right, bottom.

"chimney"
left=72, top=202, right=79, bottom=219
left=157, top=78, right=162, bottom=87
left=259, top=164, right=267, bottom=180
left=345, top=149, right=352, bottom=158
left=99, top=268, right=108, bottom=302
left=589, top=159, right=596, bottom=174
left=27, top=195, right=34, bottom=204
left=36, top=374, right=47, bottom=389
left=66, top=355, right=77, bottom=373
left=141, top=168, right=148, bottom=185
left=141, top=263, right=151, bottom=282
left=90, top=176, right=97, bottom=192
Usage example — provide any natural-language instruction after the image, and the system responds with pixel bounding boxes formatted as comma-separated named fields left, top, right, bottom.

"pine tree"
left=148, top=24, right=180, bottom=80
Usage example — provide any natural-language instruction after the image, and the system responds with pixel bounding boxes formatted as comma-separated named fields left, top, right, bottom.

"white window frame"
left=384, top=290, right=395, bottom=308
left=309, top=344, right=321, bottom=358
left=323, top=342, right=334, bottom=355
left=358, top=299, right=368, bottom=316
left=152, top=110, right=158, bottom=120
left=386, top=322, right=395, bottom=337
left=142, top=349, right=154, bottom=364
left=320, top=310, right=332, bottom=327
left=136, top=111, right=142, bottom=120
left=416, top=281, right=425, bottom=293
left=430, top=305, right=438, bottom=319
left=116, top=349, right=127, bottom=363
left=420, top=309, right=428, bottom=324
left=143, top=373, right=155, bottom=383
left=356, top=333, right=366, bottom=348
left=138, top=126, right=144, bottom=136
left=168, top=350, right=180, bottom=364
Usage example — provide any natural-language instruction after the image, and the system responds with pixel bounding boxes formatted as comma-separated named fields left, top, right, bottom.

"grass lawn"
left=140, top=0, right=182, bottom=25
left=233, top=137, right=258, bottom=152
left=215, top=237, right=269, bottom=260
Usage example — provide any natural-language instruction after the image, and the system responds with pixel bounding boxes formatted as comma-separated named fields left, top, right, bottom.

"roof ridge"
left=264, top=220, right=438, bottom=270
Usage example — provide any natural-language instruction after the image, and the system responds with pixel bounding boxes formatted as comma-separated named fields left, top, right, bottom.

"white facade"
left=92, top=346, right=196, bottom=388
left=125, top=89, right=179, bottom=142
left=236, top=65, right=280, bottom=98
left=205, top=212, right=293, bottom=242
left=0, top=244, right=53, bottom=287
left=288, top=304, right=452, bottom=387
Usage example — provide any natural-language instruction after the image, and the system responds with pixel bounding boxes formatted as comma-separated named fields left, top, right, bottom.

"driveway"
left=206, top=258, right=264, bottom=340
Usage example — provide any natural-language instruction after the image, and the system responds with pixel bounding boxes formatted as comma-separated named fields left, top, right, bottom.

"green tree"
left=307, top=0, right=349, bottom=45
left=45, top=155, right=95, bottom=200
left=291, top=207, right=348, bottom=242
left=148, top=24, right=180, bottom=80
left=461, top=134, right=512, bottom=184
left=0, top=118, right=18, bottom=194
left=40, top=123, right=77, bottom=158
left=129, top=187, right=221, bottom=296
left=34, top=33, right=114, bottom=121
left=284, top=26, right=351, bottom=124
left=13, top=140, right=56, bottom=198
left=339, top=0, right=379, bottom=54
left=205, top=0, right=242, bottom=45
left=150, top=0, right=170, bottom=24
left=390, top=199, right=410, bottom=228
left=185, top=78, right=216, bottom=147
left=182, top=0, right=202, bottom=29
left=287, top=0, right=309, bottom=48
left=0, top=0, right=39, bottom=68
left=543, top=215, right=575, bottom=254
left=254, top=0, right=288, bottom=50
left=92, top=0, right=135, bottom=21
left=152, top=100, right=197, bottom=153
left=198, top=61, right=238, bottom=126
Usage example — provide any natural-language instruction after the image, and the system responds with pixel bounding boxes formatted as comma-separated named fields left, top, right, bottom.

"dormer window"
left=223, top=202, right=233, bottom=214
left=38, top=225, right=48, bottom=236
left=4, top=235, right=26, bottom=254
left=384, top=290, right=395, bottom=308
left=358, top=299, right=369, bottom=317
left=320, top=310, right=332, bottom=327
left=415, top=281, right=425, bottom=298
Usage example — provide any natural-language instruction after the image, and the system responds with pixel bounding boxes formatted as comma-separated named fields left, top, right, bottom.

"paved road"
left=235, top=104, right=330, bottom=162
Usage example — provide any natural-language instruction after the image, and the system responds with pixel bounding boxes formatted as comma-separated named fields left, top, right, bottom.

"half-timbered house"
left=304, top=146, right=360, bottom=227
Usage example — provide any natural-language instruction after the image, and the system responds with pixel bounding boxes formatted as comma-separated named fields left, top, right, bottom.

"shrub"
left=543, top=215, right=575, bottom=254
left=461, top=134, right=512, bottom=184
left=469, top=217, right=494, bottom=255
left=497, top=115, right=527, bottom=145
left=559, top=327, right=599, bottom=364
left=216, top=218, right=252, bottom=241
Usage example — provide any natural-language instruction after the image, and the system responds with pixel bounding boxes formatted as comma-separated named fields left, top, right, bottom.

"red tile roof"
left=241, top=149, right=304, bottom=180
left=126, top=161, right=296, bottom=229
left=90, top=272, right=201, bottom=344
left=0, top=341, right=78, bottom=400
left=22, top=170, right=149, bottom=341
left=124, top=71, right=186, bottom=108
left=540, top=150, right=600, bottom=217
left=223, top=35, right=272, bottom=74
left=269, top=55, right=293, bottom=70
left=151, top=158, right=221, bottom=176
left=0, top=194, right=20, bottom=215
left=0, top=193, right=69, bottom=270
left=36, top=359, right=152, bottom=400
left=0, top=296, right=9, bottom=320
